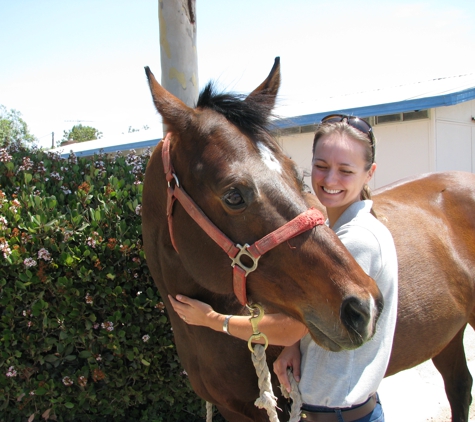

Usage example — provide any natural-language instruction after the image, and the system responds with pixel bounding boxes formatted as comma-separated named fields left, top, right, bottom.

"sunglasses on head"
left=320, top=114, right=375, bottom=163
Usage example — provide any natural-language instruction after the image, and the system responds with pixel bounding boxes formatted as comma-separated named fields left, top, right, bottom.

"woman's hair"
left=312, top=120, right=378, bottom=216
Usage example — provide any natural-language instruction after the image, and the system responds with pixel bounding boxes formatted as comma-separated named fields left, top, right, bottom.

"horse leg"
left=431, top=325, right=472, bottom=422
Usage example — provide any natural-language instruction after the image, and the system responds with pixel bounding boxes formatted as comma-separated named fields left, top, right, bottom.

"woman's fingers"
left=167, top=294, right=214, bottom=327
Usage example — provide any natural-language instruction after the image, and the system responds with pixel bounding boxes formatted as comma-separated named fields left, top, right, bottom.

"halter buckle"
left=167, top=173, right=180, bottom=188
left=230, top=244, right=260, bottom=276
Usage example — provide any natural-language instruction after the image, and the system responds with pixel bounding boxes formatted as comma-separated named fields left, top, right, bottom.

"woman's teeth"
left=323, top=187, right=342, bottom=194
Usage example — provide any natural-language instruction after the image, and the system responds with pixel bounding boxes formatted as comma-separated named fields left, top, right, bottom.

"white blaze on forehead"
left=257, top=142, right=282, bottom=174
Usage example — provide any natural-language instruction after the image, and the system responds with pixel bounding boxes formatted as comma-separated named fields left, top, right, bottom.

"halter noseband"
left=161, top=133, right=325, bottom=305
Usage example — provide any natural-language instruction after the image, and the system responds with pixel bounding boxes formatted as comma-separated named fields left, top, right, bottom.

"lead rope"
left=247, top=304, right=279, bottom=421
left=205, top=305, right=302, bottom=422
left=248, top=304, right=302, bottom=422
left=282, top=368, right=302, bottom=422
left=205, top=401, right=213, bottom=422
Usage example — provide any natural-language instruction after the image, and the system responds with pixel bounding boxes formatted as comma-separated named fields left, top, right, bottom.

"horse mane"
left=197, top=82, right=275, bottom=139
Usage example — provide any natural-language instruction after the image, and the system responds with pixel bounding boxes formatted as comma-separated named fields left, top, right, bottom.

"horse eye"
left=223, top=188, right=245, bottom=207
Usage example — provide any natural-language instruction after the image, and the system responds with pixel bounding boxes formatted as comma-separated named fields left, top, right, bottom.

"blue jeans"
left=300, top=395, right=384, bottom=422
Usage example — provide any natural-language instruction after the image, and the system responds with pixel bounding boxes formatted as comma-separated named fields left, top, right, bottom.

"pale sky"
left=1, top=0, right=474, bottom=149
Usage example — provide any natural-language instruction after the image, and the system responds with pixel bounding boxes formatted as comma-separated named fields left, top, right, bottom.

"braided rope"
left=251, top=344, right=280, bottom=422
left=205, top=364, right=302, bottom=422
left=206, top=401, right=213, bottom=422
left=281, top=368, right=302, bottom=422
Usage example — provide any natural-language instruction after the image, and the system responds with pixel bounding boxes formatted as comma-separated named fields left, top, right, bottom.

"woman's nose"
left=324, top=169, right=338, bottom=185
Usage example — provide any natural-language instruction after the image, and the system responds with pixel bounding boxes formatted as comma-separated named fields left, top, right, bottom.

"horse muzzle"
left=305, top=293, right=383, bottom=351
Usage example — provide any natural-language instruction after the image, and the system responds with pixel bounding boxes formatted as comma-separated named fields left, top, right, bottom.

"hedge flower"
left=62, top=376, right=73, bottom=386
left=77, top=375, right=88, bottom=387
left=38, top=248, right=52, bottom=261
left=85, top=293, right=93, bottom=304
left=18, top=156, right=33, bottom=171
left=61, top=185, right=72, bottom=195
left=101, top=321, right=114, bottom=332
left=0, top=216, right=7, bottom=230
left=0, top=148, right=12, bottom=162
left=9, top=199, right=21, bottom=213
left=1, top=240, right=11, bottom=258
left=6, top=366, right=17, bottom=377
left=86, top=231, right=102, bottom=248
left=50, top=171, right=63, bottom=181
left=23, top=258, right=37, bottom=267
left=142, top=334, right=150, bottom=342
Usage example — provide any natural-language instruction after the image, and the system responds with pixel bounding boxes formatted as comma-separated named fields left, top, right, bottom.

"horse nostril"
left=341, top=297, right=373, bottom=340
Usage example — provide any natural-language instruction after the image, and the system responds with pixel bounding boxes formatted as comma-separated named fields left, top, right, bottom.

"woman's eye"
left=223, top=188, right=244, bottom=206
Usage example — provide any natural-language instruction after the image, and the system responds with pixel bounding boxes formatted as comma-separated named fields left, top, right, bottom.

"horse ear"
left=144, top=66, right=194, bottom=132
left=245, top=57, right=281, bottom=112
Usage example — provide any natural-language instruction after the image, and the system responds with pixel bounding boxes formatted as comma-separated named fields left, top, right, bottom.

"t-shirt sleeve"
left=337, top=225, right=382, bottom=280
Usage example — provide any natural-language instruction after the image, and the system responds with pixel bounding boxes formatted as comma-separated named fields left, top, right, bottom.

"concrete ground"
left=378, top=326, right=475, bottom=421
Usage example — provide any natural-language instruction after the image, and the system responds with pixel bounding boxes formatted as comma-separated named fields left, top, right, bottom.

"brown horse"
left=373, top=172, right=475, bottom=422
left=142, top=59, right=475, bottom=421
left=142, top=58, right=383, bottom=421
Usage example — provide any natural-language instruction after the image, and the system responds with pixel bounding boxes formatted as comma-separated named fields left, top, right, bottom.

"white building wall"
left=370, top=118, right=432, bottom=188
left=435, top=99, right=475, bottom=173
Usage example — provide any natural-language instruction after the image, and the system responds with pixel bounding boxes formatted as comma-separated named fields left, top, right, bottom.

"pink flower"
left=38, top=248, right=52, bottom=261
left=23, top=258, right=37, bottom=267
left=101, top=321, right=114, bottom=332
left=6, top=366, right=17, bottom=377
left=142, top=334, right=150, bottom=342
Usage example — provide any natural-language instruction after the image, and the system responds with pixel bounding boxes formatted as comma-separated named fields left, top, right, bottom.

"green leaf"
left=64, top=402, right=74, bottom=409
left=24, top=172, right=32, bottom=184
left=15, top=280, right=26, bottom=290
left=44, top=354, right=58, bottom=363
left=141, top=359, right=150, bottom=366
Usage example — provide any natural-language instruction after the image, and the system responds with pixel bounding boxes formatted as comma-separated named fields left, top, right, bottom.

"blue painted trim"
left=275, top=87, right=475, bottom=129
left=57, top=138, right=162, bottom=158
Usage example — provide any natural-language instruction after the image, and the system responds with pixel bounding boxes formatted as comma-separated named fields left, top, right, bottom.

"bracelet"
left=223, top=315, right=233, bottom=335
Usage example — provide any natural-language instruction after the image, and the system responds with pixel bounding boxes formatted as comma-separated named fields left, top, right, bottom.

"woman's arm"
left=168, top=294, right=308, bottom=347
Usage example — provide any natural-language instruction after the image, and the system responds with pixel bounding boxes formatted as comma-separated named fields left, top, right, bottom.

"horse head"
left=142, top=58, right=383, bottom=352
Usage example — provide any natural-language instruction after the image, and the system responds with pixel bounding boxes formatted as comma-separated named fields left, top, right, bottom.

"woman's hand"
left=168, top=294, right=217, bottom=328
left=273, top=342, right=301, bottom=393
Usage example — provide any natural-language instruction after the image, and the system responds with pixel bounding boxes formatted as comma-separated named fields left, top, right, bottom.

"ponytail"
left=361, top=184, right=378, bottom=218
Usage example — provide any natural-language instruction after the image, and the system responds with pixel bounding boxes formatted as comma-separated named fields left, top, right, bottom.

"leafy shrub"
left=0, top=142, right=212, bottom=421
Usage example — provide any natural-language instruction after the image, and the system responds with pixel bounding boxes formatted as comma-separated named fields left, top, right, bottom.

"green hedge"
left=0, top=142, right=212, bottom=421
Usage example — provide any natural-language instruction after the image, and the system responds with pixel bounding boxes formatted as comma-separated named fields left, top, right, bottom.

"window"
left=374, top=110, right=429, bottom=125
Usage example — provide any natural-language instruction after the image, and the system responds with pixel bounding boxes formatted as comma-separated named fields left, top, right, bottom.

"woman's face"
left=311, top=132, right=376, bottom=224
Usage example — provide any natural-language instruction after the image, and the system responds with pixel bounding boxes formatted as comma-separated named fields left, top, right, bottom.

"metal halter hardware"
left=161, top=133, right=325, bottom=305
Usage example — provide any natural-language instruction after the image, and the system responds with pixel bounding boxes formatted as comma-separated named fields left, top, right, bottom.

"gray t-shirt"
left=299, top=200, right=398, bottom=407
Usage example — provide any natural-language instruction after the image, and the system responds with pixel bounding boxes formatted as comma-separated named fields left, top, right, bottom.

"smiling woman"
left=271, top=115, right=397, bottom=421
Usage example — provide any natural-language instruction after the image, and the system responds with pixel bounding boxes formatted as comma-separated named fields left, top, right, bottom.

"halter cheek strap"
left=161, top=133, right=325, bottom=305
